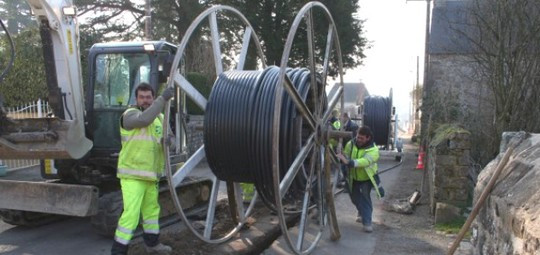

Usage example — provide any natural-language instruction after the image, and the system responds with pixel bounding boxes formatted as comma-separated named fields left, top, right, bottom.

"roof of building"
left=327, top=82, right=369, bottom=105
left=429, top=0, right=476, bottom=54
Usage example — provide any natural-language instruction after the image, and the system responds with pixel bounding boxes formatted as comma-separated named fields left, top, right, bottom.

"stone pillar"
left=427, top=125, right=472, bottom=214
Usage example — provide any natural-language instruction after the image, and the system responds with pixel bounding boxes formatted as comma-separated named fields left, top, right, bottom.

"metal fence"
left=1, top=99, right=51, bottom=171
left=5, top=99, right=51, bottom=119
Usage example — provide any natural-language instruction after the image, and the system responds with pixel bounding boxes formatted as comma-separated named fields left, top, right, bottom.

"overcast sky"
left=337, top=0, right=428, bottom=124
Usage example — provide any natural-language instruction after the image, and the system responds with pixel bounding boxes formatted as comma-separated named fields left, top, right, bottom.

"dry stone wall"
left=472, top=132, right=540, bottom=255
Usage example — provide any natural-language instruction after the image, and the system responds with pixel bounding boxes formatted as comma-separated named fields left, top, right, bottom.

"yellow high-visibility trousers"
left=114, top=178, right=160, bottom=245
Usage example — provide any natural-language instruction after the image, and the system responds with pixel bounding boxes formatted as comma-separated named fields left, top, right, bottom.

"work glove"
left=378, top=186, right=385, bottom=198
left=161, top=86, right=175, bottom=101
left=374, top=174, right=385, bottom=197
left=160, top=135, right=176, bottom=151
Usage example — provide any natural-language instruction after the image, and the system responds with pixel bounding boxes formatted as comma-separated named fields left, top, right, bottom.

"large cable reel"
left=362, top=89, right=394, bottom=149
left=163, top=2, right=345, bottom=254
left=163, top=5, right=266, bottom=244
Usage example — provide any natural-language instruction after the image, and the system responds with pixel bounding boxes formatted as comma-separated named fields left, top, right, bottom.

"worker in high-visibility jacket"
left=337, top=126, right=383, bottom=233
left=111, top=83, right=174, bottom=255
left=328, top=109, right=341, bottom=149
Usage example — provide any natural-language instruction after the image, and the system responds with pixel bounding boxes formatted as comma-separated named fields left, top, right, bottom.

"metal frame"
left=272, top=2, right=345, bottom=254
left=163, top=5, right=266, bottom=244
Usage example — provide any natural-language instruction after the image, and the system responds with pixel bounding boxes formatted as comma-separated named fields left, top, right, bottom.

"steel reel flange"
left=272, top=2, right=345, bottom=254
left=163, top=5, right=266, bottom=244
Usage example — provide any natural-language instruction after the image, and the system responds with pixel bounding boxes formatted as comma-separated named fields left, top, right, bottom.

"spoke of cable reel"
left=306, top=10, right=320, bottom=117
left=320, top=24, right=334, bottom=107
left=317, top=145, right=325, bottom=225
left=283, top=76, right=317, bottom=131
left=296, top=147, right=317, bottom=250
left=171, top=146, right=205, bottom=187
left=204, top=176, right=221, bottom=238
left=173, top=72, right=207, bottom=111
left=321, top=25, right=333, bottom=88
left=233, top=182, right=246, bottom=223
left=279, top=133, right=316, bottom=197
left=209, top=12, right=223, bottom=75
left=237, top=27, right=252, bottom=70
left=322, top=84, right=343, bottom=123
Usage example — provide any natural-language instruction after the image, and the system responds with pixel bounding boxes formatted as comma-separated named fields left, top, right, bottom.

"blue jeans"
left=351, top=180, right=373, bottom=226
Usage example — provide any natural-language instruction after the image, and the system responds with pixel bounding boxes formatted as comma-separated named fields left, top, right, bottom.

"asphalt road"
left=0, top=164, right=220, bottom=255
left=0, top=148, right=446, bottom=255
left=262, top=154, right=406, bottom=255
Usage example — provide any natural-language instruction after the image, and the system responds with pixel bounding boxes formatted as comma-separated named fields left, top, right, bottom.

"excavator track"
left=0, top=176, right=212, bottom=236
left=0, top=209, right=66, bottom=227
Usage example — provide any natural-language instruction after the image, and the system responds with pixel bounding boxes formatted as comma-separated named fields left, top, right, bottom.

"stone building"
left=424, top=0, right=494, bottom=174
left=328, top=82, right=369, bottom=120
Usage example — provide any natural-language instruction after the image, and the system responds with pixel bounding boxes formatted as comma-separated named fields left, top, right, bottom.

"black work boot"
left=143, top=233, right=172, bottom=255
left=111, top=241, right=128, bottom=255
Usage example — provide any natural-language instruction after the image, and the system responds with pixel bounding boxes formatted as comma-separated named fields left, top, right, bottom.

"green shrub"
left=185, top=72, right=211, bottom=115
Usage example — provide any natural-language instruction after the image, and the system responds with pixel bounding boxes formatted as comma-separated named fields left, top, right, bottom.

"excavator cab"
left=86, top=41, right=176, bottom=157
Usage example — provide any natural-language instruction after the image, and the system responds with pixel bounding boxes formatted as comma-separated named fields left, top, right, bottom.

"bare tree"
left=464, top=0, right=540, bottom=156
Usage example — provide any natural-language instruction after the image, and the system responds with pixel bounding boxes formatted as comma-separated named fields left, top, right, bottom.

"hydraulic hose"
left=204, top=66, right=323, bottom=208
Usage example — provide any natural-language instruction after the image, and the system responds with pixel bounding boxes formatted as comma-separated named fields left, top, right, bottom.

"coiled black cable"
left=363, top=96, right=391, bottom=147
left=204, top=66, right=322, bottom=208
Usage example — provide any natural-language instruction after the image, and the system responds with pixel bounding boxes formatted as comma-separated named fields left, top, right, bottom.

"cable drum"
left=363, top=96, right=392, bottom=147
left=204, top=66, right=322, bottom=207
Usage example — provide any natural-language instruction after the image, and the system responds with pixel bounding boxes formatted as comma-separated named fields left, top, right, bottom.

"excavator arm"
left=0, top=0, right=92, bottom=159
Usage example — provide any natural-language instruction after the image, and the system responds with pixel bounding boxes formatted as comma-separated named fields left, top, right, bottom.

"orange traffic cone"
left=416, top=150, right=425, bottom=170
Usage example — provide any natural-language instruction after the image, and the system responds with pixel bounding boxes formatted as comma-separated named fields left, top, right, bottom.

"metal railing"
left=1, top=99, right=51, bottom=171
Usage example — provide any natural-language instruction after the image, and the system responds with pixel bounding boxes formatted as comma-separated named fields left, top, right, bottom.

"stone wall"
left=425, top=54, right=495, bottom=165
left=427, top=124, right=472, bottom=214
left=472, top=132, right=540, bottom=255
left=186, top=115, right=204, bottom=157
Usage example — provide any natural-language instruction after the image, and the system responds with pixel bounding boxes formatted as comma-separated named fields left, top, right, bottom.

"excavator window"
left=94, top=53, right=150, bottom=109
left=92, top=53, right=151, bottom=149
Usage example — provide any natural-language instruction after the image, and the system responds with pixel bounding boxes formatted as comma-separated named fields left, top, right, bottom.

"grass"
left=435, top=216, right=471, bottom=238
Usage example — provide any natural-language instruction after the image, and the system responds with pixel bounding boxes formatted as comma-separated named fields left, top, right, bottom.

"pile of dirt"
left=129, top=201, right=272, bottom=255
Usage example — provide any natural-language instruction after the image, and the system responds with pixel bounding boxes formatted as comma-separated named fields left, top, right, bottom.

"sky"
left=335, top=0, right=429, bottom=125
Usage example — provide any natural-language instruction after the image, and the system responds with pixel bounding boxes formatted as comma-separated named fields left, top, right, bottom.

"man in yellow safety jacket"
left=111, top=83, right=174, bottom=255
left=337, top=126, right=383, bottom=233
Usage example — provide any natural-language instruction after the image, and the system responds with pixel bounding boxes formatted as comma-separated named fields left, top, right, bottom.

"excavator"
left=0, top=0, right=210, bottom=235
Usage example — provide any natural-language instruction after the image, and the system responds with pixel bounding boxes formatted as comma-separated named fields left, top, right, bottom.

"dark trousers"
left=350, top=180, right=374, bottom=226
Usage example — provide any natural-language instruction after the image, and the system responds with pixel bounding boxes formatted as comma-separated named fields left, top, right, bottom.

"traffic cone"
left=416, top=150, right=425, bottom=170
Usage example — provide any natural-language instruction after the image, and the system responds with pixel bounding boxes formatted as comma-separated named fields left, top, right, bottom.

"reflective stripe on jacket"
left=117, top=108, right=164, bottom=181
left=343, top=141, right=381, bottom=198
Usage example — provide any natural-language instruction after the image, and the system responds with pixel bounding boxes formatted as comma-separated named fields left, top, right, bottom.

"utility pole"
left=414, top=55, right=420, bottom=134
left=422, top=0, right=431, bottom=103
left=145, top=0, right=152, bottom=40
left=406, top=0, right=432, bottom=138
